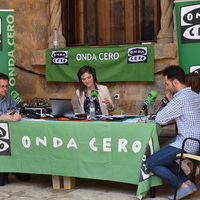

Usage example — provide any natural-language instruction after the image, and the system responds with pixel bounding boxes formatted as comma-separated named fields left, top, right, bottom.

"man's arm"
left=155, top=98, right=182, bottom=125
left=0, top=113, right=22, bottom=121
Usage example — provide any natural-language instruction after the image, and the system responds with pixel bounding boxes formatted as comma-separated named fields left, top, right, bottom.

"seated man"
left=0, top=72, right=31, bottom=186
left=146, top=66, right=200, bottom=200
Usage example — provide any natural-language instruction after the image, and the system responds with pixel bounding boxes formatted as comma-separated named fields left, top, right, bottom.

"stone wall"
left=0, top=0, right=179, bottom=115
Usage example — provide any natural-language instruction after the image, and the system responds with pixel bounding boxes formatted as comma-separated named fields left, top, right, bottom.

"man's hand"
left=165, top=89, right=174, bottom=101
left=10, top=113, right=22, bottom=121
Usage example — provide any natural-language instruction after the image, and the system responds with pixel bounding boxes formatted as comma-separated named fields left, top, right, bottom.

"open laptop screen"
left=50, top=98, right=75, bottom=117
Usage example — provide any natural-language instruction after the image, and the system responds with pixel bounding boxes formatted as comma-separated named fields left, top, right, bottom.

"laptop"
left=50, top=98, right=75, bottom=118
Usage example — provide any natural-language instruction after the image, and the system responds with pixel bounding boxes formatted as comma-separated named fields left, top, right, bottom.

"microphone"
left=160, top=97, right=169, bottom=108
left=90, top=89, right=98, bottom=102
left=141, top=90, right=158, bottom=112
left=10, top=90, right=24, bottom=108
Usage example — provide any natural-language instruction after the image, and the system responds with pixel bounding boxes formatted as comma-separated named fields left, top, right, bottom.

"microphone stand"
left=145, top=109, right=148, bottom=123
left=149, top=107, right=161, bottom=120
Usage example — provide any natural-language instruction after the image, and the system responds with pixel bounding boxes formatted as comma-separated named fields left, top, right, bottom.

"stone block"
left=30, top=50, right=46, bottom=65
left=154, top=43, right=177, bottom=60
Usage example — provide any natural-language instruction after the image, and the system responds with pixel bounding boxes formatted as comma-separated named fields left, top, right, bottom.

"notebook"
left=50, top=98, right=75, bottom=118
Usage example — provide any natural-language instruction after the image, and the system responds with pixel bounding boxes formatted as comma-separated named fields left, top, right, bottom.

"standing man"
left=0, top=72, right=30, bottom=186
left=146, top=66, right=200, bottom=200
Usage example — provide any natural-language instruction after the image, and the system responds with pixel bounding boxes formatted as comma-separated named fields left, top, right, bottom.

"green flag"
left=174, top=0, right=200, bottom=73
left=0, top=9, right=15, bottom=92
left=46, top=44, right=155, bottom=82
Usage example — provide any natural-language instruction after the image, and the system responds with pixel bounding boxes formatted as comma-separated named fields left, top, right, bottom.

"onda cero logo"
left=51, top=50, right=68, bottom=65
left=181, top=4, right=200, bottom=43
left=139, top=137, right=154, bottom=182
left=127, top=47, right=147, bottom=63
left=0, top=123, right=11, bottom=156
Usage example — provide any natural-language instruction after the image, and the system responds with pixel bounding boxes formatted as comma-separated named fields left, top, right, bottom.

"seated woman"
left=76, top=65, right=114, bottom=115
left=185, top=72, right=200, bottom=94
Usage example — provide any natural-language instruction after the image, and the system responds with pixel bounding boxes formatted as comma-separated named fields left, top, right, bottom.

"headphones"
left=90, top=66, right=96, bottom=79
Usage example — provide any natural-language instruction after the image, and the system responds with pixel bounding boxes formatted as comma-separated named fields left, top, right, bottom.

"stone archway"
left=157, top=0, right=174, bottom=43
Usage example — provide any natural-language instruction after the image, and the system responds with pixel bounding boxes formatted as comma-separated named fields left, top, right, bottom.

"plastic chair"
left=174, top=137, right=200, bottom=200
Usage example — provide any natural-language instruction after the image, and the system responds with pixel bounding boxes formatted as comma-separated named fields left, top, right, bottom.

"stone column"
left=157, top=0, right=174, bottom=43
left=48, top=0, right=66, bottom=48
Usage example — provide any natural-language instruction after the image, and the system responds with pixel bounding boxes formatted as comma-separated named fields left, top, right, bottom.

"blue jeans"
left=146, top=145, right=190, bottom=188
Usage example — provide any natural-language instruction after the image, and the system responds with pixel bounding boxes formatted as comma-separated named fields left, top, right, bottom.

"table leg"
left=52, top=175, right=63, bottom=189
left=63, top=176, right=75, bottom=189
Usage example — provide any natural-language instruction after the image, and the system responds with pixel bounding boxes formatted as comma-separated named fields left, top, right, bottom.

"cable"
left=15, top=65, right=45, bottom=78
left=154, top=70, right=163, bottom=75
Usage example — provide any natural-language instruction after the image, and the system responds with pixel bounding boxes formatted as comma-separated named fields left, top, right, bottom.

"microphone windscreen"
left=141, top=90, right=158, bottom=112
left=91, top=89, right=98, bottom=98
left=10, top=90, right=24, bottom=105
left=145, top=90, right=158, bottom=104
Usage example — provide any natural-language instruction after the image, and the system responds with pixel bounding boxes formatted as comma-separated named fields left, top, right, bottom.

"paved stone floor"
left=0, top=174, right=200, bottom=200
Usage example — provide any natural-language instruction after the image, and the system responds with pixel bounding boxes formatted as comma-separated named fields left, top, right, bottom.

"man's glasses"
left=0, top=85, right=9, bottom=89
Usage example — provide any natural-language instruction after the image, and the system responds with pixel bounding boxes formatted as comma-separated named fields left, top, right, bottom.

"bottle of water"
left=53, top=28, right=59, bottom=49
left=89, top=101, right=96, bottom=119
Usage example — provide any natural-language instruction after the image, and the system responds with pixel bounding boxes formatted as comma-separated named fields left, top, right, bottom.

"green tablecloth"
left=0, top=120, right=162, bottom=197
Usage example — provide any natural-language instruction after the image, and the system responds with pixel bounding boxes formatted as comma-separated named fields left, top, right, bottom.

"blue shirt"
left=155, top=87, right=200, bottom=154
left=0, top=93, right=16, bottom=115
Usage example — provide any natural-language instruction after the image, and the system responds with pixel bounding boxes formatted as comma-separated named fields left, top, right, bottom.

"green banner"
left=0, top=9, right=15, bottom=92
left=174, top=0, right=200, bottom=73
left=46, top=44, right=154, bottom=82
left=0, top=120, right=162, bottom=197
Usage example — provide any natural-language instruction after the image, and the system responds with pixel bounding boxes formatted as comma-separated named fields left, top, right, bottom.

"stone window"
left=61, top=0, right=161, bottom=46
